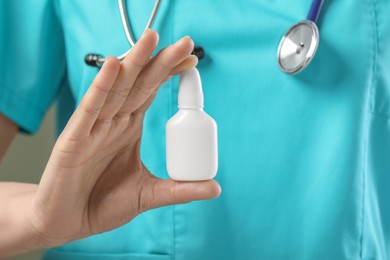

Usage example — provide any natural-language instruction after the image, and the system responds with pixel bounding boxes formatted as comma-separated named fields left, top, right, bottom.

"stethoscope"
left=85, top=0, right=324, bottom=75
left=85, top=0, right=204, bottom=67
left=277, top=0, right=324, bottom=74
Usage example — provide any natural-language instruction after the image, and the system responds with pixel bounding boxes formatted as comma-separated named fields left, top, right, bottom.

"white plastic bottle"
left=166, top=68, right=218, bottom=181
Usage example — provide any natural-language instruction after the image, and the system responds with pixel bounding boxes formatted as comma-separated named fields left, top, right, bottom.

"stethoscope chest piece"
left=277, top=20, right=319, bottom=75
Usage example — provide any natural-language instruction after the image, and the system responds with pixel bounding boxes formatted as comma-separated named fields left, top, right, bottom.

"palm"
left=84, top=113, right=150, bottom=234
left=29, top=31, right=220, bottom=248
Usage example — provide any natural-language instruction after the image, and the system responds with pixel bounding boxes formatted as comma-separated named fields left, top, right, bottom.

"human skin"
left=0, top=30, right=221, bottom=257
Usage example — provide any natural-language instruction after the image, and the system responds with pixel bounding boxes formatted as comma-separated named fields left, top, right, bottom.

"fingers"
left=119, top=36, right=195, bottom=115
left=140, top=179, right=221, bottom=212
left=159, top=56, right=198, bottom=85
left=169, top=55, right=198, bottom=76
left=136, top=55, right=198, bottom=114
left=64, top=34, right=196, bottom=138
left=64, top=57, right=120, bottom=137
left=97, top=29, right=159, bottom=121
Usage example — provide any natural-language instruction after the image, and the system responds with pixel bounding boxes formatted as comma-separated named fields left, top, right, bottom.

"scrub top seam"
left=359, top=0, right=379, bottom=259
left=169, top=1, right=176, bottom=259
left=367, top=0, right=390, bottom=119
left=368, top=0, right=379, bottom=116
left=0, top=83, right=43, bottom=134
left=368, top=111, right=390, bottom=120
left=0, top=82, right=46, bottom=113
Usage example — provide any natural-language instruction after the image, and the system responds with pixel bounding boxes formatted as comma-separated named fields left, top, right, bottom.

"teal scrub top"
left=1, top=0, right=390, bottom=259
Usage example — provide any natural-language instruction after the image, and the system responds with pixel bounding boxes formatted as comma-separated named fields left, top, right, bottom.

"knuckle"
left=132, top=83, right=150, bottom=96
left=58, top=134, right=88, bottom=144
left=114, top=111, right=131, bottom=120
left=171, top=182, right=180, bottom=201
left=93, top=82, right=110, bottom=94
left=112, top=86, right=131, bottom=98
left=94, top=118, right=113, bottom=128
left=137, top=185, right=148, bottom=214
left=128, top=57, right=145, bottom=69
left=159, top=61, right=173, bottom=72
left=133, top=82, right=160, bottom=96
left=132, top=110, right=146, bottom=118
left=117, top=106, right=133, bottom=116
left=137, top=170, right=158, bottom=213
left=81, top=103, right=102, bottom=116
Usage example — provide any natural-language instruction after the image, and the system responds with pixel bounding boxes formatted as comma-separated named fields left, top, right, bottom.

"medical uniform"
left=1, top=0, right=390, bottom=259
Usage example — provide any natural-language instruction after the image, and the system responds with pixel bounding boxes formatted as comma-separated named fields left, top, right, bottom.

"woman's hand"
left=26, top=30, right=221, bottom=248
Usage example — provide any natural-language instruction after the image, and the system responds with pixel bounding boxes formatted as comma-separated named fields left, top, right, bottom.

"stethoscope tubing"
left=86, top=0, right=325, bottom=72
left=307, top=0, right=324, bottom=23
left=118, top=0, right=161, bottom=48
left=85, top=0, right=161, bottom=67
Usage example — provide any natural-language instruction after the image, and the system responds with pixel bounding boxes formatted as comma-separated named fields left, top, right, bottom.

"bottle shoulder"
left=166, top=109, right=217, bottom=128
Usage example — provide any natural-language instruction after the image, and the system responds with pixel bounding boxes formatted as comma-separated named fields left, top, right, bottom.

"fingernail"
left=141, top=29, right=159, bottom=41
left=216, top=183, right=222, bottom=196
left=190, top=54, right=198, bottom=60
left=144, top=28, right=156, bottom=34
left=174, top=36, right=192, bottom=47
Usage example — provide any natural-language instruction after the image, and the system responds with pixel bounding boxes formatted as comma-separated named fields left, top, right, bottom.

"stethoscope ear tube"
left=85, top=46, right=205, bottom=67
left=192, top=46, right=205, bottom=60
left=84, top=54, right=103, bottom=67
left=85, top=48, right=130, bottom=67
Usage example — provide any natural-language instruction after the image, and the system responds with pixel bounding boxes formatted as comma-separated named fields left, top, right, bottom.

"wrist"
left=0, top=183, right=41, bottom=257
left=21, top=189, right=67, bottom=250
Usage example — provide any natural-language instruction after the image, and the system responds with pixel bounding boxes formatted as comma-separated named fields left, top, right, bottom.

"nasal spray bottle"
left=166, top=68, right=218, bottom=181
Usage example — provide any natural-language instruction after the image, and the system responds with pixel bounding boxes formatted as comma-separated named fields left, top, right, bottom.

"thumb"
left=141, top=179, right=221, bottom=211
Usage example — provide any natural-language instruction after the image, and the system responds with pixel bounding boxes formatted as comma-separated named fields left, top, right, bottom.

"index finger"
left=97, top=29, right=159, bottom=121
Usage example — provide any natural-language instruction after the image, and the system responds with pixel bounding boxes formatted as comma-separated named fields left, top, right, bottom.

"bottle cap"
left=178, top=68, right=204, bottom=109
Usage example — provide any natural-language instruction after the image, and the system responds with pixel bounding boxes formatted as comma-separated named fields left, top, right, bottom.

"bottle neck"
left=178, top=106, right=204, bottom=111
left=178, top=68, right=204, bottom=109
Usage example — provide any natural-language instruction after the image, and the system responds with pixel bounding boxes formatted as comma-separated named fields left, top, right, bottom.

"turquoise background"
left=1, top=0, right=389, bottom=259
